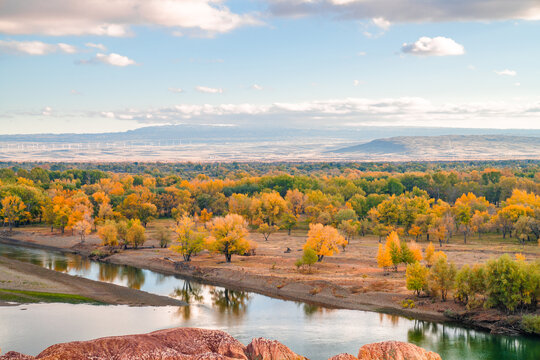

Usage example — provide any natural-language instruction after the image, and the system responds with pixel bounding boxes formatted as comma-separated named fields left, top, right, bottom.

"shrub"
left=156, top=226, right=172, bottom=248
left=485, top=255, right=539, bottom=312
left=521, top=314, right=540, bottom=335
left=454, top=264, right=486, bottom=308
left=406, top=262, right=428, bottom=296
left=295, top=247, right=318, bottom=273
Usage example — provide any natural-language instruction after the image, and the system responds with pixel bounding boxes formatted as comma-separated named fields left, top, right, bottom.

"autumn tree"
left=73, top=214, right=93, bottom=243
left=384, top=231, right=401, bottom=271
left=257, top=223, right=278, bottom=241
left=425, top=242, right=435, bottom=267
left=171, top=216, right=205, bottom=261
left=377, top=243, right=392, bottom=274
left=406, top=262, right=429, bottom=296
left=206, top=214, right=250, bottom=263
left=98, top=220, right=118, bottom=247
left=303, top=223, right=347, bottom=262
left=126, top=219, right=146, bottom=249
left=1, top=195, right=26, bottom=231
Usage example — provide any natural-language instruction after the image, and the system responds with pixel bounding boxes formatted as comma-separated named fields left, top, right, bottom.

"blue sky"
left=0, top=0, right=539, bottom=134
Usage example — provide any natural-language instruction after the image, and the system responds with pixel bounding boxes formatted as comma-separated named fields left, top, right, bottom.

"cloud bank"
left=0, top=0, right=260, bottom=37
left=0, top=40, right=76, bottom=55
left=267, top=0, right=540, bottom=22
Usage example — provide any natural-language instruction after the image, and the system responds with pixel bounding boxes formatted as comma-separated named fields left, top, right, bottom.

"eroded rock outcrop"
left=246, top=338, right=306, bottom=360
left=357, top=341, right=442, bottom=360
left=0, top=328, right=442, bottom=360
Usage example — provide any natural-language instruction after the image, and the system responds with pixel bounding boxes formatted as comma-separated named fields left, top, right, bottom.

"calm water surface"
left=0, top=243, right=538, bottom=359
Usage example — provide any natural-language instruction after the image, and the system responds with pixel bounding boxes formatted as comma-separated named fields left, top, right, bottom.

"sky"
left=0, top=0, right=539, bottom=134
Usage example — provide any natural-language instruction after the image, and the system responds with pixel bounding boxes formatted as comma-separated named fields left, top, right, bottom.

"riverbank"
left=1, top=227, right=537, bottom=335
left=0, top=255, right=186, bottom=307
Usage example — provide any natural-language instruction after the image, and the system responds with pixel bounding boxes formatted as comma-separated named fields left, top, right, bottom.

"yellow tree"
left=409, top=240, right=423, bottom=262
left=384, top=231, right=401, bottom=271
left=126, top=219, right=146, bottom=249
left=206, top=214, right=250, bottom=263
left=425, top=242, right=435, bottom=267
left=252, top=191, right=288, bottom=226
left=1, top=195, right=26, bottom=231
left=303, top=223, right=347, bottom=262
left=98, top=220, right=118, bottom=247
left=377, top=243, right=392, bottom=274
left=285, top=189, right=306, bottom=216
left=171, top=216, right=205, bottom=261
left=257, top=223, right=279, bottom=241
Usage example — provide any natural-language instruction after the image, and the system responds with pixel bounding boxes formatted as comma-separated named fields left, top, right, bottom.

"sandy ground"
left=0, top=255, right=185, bottom=307
left=1, top=223, right=539, bottom=323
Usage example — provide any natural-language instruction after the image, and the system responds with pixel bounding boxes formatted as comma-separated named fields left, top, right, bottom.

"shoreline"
left=1, top=233, right=536, bottom=336
left=0, top=238, right=186, bottom=307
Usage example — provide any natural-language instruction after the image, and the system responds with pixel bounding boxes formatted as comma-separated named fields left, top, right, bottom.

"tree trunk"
left=317, top=255, right=324, bottom=262
left=288, top=228, right=291, bottom=235
left=225, top=253, right=232, bottom=263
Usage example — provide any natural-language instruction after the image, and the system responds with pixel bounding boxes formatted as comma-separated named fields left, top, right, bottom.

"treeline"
left=0, top=164, right=539, bottom=246
left=1, top=160, right=538, bottom=181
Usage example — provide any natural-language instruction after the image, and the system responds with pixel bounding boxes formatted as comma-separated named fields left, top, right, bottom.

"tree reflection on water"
left=98, top=262, right=120, bottom=282
left=120, top=266, right=145, bottom=289
left=210, top=288, right=250, bottom=317
left=172, top=281, right=204, bottom=320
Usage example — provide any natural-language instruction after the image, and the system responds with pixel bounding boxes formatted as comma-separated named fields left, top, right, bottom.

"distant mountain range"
left=330, top=135, right=540, bottom=160
left=0, top=125, right=539, bottom=161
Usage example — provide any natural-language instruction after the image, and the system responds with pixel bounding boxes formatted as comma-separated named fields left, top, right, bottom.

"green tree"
left=427, top=255, right=457, bottom=301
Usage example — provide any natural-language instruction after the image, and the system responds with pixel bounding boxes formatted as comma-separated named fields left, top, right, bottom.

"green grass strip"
left=0, top=288, right=103, bottom=304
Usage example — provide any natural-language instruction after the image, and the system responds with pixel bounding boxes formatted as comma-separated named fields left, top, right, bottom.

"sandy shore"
left=0, top=255, right=185, bottom=307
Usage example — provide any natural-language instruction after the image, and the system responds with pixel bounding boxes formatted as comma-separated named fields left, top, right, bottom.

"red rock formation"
left=357, top=341, right=442, bottom=360
left=246, top=338, right=306, bottom=360
left=0, top=329, right=442, bottom=360
left=0, top=352, right=35, bottom=360
left=328, top=354, right=358, bottom=360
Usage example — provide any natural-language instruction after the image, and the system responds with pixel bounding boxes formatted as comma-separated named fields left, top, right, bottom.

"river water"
left=0, top=243, right=538, bottom=359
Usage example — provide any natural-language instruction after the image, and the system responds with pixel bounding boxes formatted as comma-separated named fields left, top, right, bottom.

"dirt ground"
left=1, top=221, right=538, bottom=322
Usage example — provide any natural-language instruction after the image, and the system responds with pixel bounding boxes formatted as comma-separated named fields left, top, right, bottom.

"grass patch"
left=0, top=288, right=103, bottom=305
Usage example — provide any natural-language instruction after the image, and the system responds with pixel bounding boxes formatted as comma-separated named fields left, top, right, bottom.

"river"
left=0, top=243, right=538, bottom=359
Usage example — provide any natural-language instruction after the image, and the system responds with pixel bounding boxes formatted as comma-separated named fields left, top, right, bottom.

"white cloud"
left=85, top=43, right=106, bottom=51
left=401, top=36, right=465, bottom=56
left=515, top=82, right=521, bottom=87
left=9, top=97, right=540, bottom=130
left=0, top=40, right=77, bottom=55
left=495, top=69, right=517, bottom=76
left=95, top=53, right=136, bottom=66
left=0, top=0, right=260, bottom=37
left=195, top=86, right=223, bottom=94
left=70, top=89, right=82, bottom=95
left=353, top=80, right=363, bottom=86
left=357, top=51, right=367, bottom=56
left=252, top=84, right=263, bottom=91
left=168, top=87, right=184, bottom=93
left=268, top=0, right=540, bottom=22
left=42, top=106, right=52, bottom=116
left=372, top=17, right=390, bottom=30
